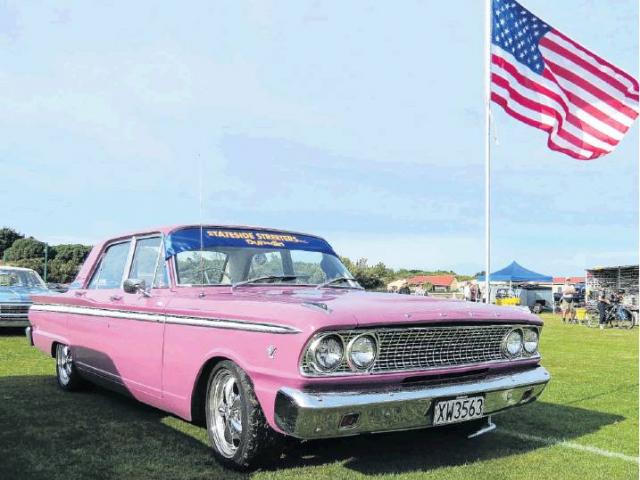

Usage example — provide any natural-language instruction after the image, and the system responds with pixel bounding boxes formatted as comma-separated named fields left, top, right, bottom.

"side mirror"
left=123, top=278, right=147, bottom=295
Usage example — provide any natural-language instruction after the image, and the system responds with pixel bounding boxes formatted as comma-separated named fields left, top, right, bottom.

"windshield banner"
left=165, top=227, right=336, bottom=259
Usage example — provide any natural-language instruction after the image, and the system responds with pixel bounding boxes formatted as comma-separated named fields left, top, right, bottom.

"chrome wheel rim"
left=57, top=345, right=73, bottom=385
left=208, top=370, right=242, bottom=458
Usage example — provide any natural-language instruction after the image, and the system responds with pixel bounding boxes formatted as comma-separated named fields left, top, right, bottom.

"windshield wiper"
left=231, top=274, right=306, bottom=290
left=315, top=276, right=363, bottom=290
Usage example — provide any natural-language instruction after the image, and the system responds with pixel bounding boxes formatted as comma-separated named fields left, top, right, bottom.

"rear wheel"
left=618, top=309, right=635, bottom=329
left=55, top=344, right=85, bottom=391
left=205, top=360, right=284, bottom=470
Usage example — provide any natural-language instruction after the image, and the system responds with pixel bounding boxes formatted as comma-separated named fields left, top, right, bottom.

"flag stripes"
left=491, top=0, right=638, bottom=160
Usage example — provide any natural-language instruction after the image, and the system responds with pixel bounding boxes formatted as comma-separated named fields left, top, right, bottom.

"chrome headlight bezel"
left=502, top=328, right=524, bottom=358
left=306, top=333, right=345, bottom=373
left=523, top=327, right=539, bottom=354
left=346, top=333, right=379, bottom=371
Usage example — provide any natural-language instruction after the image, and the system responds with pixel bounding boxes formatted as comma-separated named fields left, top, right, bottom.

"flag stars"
left=491, top=0, right=550, bottom=74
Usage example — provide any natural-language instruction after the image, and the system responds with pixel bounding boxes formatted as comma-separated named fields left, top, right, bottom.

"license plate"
left=433, top=396, right=484, bottom=426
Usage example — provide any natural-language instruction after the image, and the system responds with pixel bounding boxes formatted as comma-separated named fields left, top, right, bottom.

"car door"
left=75, top=239, right=132, bottom=382
left=110, top=235, right=169, bottom=402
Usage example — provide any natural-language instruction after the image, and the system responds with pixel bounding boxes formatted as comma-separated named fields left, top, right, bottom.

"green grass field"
left=0, top=314, right=637, bottom=479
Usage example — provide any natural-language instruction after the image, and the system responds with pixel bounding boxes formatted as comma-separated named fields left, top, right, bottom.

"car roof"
left=103, top=224, right=327, bottom=242
left=0, top=266, right=37, bottom=272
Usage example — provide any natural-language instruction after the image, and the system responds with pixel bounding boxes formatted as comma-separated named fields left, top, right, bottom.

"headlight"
left=347, top=334, right=377, bottom=370
left=503, top=329, right=523, bottom=357
left=523, top=328, right=539, bottom=354
left=309, top=334, right=344, bottom=372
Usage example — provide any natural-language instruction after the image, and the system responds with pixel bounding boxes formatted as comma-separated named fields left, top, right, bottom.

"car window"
left=248, top=251, right=284, bottom=278
left=88, top=241, right=132, bottom=289
left=176, top=250, right=229, bottom=285
left=0, top=269, right=46, bottom=288
left=128, top=237, right=167, bottom=288
left=153, top=253, right=169, bottom=288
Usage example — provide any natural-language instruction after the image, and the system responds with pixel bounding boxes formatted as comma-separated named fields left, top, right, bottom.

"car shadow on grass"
left=0, top=374, right=626, bottom=479
left=0, top=327, right=28, bottom=336
left=0, top=375, right=247, bottom=480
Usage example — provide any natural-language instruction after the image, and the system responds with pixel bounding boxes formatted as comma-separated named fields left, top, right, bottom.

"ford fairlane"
left=28, top=225, right=550, bottom=469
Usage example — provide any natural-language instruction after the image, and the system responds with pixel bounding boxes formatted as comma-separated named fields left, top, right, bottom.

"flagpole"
left=483, top=0, right=492, bottom=303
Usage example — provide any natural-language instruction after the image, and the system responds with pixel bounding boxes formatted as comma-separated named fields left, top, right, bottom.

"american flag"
left=491, top=0, right=639, bottom=160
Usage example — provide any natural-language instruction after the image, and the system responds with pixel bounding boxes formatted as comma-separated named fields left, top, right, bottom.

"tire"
left=55, top=343, right=85, bottom=391
left=618, top=310, right=635, bottom=330
left=205, top=360, right=284, bottom=470
left=585, top=311, right=600, bottom=328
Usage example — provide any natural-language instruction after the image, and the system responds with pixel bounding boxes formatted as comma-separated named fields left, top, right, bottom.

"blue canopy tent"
left=476, top=261, right=552, bottom=283
left=477, top=262, right=553, bottom=309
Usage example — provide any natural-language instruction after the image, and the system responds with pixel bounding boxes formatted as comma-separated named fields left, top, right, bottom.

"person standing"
left=561, top=278, right=576, bottom=324
left=463, top=283, right=472, bottom=301
left=597, top=290, right=610, bottom=330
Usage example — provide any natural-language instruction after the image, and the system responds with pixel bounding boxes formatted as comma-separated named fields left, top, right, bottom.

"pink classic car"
left=27, top=225, right=549, bottom=469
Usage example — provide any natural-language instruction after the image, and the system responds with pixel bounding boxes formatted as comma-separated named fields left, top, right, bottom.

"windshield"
left=167, top=227, right=357, bottom=287
left=0, top=269, right=46, bottom=288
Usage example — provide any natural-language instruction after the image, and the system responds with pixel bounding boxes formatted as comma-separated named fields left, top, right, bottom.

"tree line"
left=339, top=257, right=474, bottom=291
left=0, top=227, right=91, bottom=284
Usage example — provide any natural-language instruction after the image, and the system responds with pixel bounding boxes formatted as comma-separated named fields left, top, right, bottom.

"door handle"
left=109, top=295, right=123, bottom=301
left=74, top=291, right=86, bottom=297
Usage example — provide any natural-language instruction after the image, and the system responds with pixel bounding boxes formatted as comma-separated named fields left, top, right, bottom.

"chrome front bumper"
left=0, top=320, right=29, bottom=327
left=274, top=366, right=550, bottom=439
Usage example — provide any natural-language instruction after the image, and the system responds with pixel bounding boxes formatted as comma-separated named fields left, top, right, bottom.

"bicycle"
left=586, top=303, right=636, bottom=329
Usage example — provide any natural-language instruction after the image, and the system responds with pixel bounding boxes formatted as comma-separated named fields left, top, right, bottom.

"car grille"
left=0, top=303, right=30, bottom=319
left=301, top=324, right=538, bottom=376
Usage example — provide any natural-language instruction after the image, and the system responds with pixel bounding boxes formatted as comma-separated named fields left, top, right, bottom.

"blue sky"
left=1, top=0, right=637, bottom=276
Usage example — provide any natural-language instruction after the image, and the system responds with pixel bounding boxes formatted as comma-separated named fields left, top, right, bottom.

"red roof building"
left=552, top=276, right=585, bottom=284
left=407, top=275, right=457, bottom=288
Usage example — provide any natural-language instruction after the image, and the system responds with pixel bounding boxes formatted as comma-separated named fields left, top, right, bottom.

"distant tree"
left=8, top=258, right=45, bottom=276
left=52, top=244, right=91, bottom=264
left=48, top=259, right=81, bottom=283
left=456, top=275, right=475, bottom=282
left=423, top=282, right=433, bottom=292
left=0, top=227, right=24, bottom=258
left=3, top=237, right=49, bottom=262
left=47, top=244, right=92, bottom=283
left=1, top=230, right=91, bottom=283
left=341, top=257, right=388, bottom=291
left=474, top=270, right=486, bottom=278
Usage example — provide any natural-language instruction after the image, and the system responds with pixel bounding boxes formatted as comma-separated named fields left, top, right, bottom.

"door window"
left=128, top=237, right=168, bottom=288
left=88, top=241, right=132, bottom=289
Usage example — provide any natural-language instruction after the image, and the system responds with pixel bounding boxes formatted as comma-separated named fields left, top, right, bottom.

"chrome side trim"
left=29, top=303, right=300, bottom=334
left=275, top=366, right=550, bottom=439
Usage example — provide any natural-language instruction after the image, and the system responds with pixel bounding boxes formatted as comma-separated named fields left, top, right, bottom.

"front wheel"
left=585, top=311, right=600, bottom=328
left=55, top=344, right=85, bottom=391
left=205, top=360, right=284, bottom=470
left=618, top=310, right=635, bottom=329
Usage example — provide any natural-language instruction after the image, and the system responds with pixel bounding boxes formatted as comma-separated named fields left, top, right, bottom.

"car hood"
left=0, top=286, right=50, bottom=303
left=166, top=287, right=541, bottom=333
